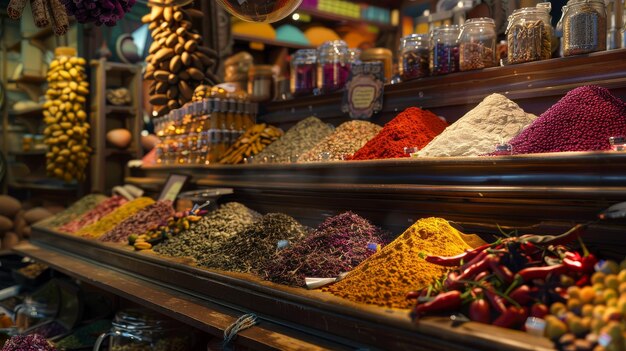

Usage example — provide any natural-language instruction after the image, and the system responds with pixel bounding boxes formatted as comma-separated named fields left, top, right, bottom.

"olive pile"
left=142, top=3, right=220, bottom=116
left=43, top=54, right=91, bottom=182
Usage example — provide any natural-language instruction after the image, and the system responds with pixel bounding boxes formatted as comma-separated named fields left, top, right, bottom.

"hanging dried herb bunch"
left=264, top=211, right=390, bottom=287
left=202, top=213, right=310, bottom=274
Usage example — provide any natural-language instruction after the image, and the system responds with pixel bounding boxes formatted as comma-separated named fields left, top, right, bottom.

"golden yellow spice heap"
left=76, top=197, right=155, bottom=239
left=324, top=217, right=480, bottom=309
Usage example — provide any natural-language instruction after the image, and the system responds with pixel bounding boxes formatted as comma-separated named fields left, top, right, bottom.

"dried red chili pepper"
left=517, top=264, right=566, bottom=282
left=530, top=303, right=548, bottom=318
left=483, top=283, right=507, bottom=314
left=493, top=306, right=525, bottom=328
left=457, top=254, right=492, bottom=281
left=413, top=290, right=462, bottom=316
left=509, top=285, right=533, bottom=305
left=425, top=243, right=491, bottom=267
left=469, top=299, right=491, bottom=324
left=460, top=250, right=489, bottom=272
left=489, top=256, right=515, bottom=284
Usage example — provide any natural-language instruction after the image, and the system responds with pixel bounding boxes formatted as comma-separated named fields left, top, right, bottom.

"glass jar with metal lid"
left=399, top=34, right=430, bottom=81
left=562, top=0, right=607, bottom=56
left=94, top=309, right=192, bottom=351
left=360, top=48, right=393, bottom=82
left=317, top=40, right=351, bottom=94
left=459, top=18, right=497, bottom=71
left=247, top=65, right=274, bottom=103
left=430, top=25, right=461, bottom=75
left=290, top=49, right=317, bottom=97
left=506, top=3, right=553, bottom=64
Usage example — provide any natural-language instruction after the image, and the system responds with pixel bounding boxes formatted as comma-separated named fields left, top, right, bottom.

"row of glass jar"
left=155, top=129, right=245, bottom=165
left=397, top=0, right=606, bottom=81
left=154, top=100, right=256, bottom=138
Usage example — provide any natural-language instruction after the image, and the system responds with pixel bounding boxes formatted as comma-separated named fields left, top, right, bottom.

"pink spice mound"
left=506, top=86, right=626, bottom=154
left=350, top=107, right=448, bottom=160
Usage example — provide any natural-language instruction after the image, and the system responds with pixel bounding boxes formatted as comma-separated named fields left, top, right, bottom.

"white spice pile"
left=417, top=94, right=537, bottom=157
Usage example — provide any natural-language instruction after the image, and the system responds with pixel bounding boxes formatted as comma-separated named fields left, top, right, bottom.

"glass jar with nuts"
left=459, top=18, right=497, bottom=71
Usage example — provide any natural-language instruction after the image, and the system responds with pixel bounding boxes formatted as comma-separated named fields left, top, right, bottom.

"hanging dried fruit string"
left=6, top=0, right=70, bottom=36
left=6, top=0, right=28, bottom=20
left=142, top=2, right=220, bottom=116
left=48, top=0, right=69, bottom=35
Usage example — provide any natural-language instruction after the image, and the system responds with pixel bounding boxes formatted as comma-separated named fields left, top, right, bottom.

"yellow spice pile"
left=76, top=197, right=155, bottom=239
left=324, top=217, right=476, bottom=309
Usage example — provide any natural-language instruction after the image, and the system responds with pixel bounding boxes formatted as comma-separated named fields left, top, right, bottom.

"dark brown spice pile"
left=202, top=213, right=309, bottom=274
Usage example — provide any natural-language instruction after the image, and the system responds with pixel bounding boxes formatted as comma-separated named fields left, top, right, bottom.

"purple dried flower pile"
left=2, top=334, right=57, bottom=351
left=60, top=0, right=136, bottom=26
left=507, top=85, right=626, bottom=154
left=264, top=211, right=389, bottom=287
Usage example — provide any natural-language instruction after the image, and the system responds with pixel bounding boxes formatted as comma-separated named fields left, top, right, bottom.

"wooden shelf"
left=299, top=7, right=395, bottom=30
left=131, top=152, right=626, bottom=240
left=8, top=106, right=44, bottom=119
left=9, top=150, right=46, bottom=156
left=233, top=34, right=314, bottom=49
left=105, top=148, right=137, bottom=157
left=91, top=60, right=141, bottom=74
left=12, top=242, right=342, bottom=351
left=8, top=181, right=77, bottom=192
left=9, top=74, right=47, bottom=85
left=23, top=229, right=556, bottom=351
left=260, top=48, right=626, bottom=127
left=105, top=105, right=136, bottom=115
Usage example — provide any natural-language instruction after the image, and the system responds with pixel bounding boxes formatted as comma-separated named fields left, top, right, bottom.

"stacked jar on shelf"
left=153, top=89, right=257, bottom=165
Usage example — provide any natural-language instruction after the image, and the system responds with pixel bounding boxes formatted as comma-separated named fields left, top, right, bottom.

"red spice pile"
left=507, top=86, right=626, bottom=154
left=350, top=107, right=448, bottom=160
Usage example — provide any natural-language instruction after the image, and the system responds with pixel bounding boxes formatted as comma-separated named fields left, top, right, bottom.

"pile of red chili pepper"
left=409, top=224, right=598, bottom=330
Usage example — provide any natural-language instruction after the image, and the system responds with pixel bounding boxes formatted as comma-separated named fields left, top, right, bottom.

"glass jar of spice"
left=430, top=25, right=461, bottom=75
left=317, top=40, right=351, bottom=94
left=94, top=309, right=192, bottom=351
left=360, top=48, right=394, bottom=83
left=248, top=65, right=275, bottom=103
left=290, top=49, right=317, bottom=96
left=459, top=18, right=497, bottom=71
left=506, top=4, right=553, bottom=64
left=562, top=0, right=607, bottom=56
left=399, top=34, right=430, bottom=81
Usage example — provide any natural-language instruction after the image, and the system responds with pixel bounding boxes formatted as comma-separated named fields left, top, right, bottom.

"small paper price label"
left=342, top=62, right=384, bottom=119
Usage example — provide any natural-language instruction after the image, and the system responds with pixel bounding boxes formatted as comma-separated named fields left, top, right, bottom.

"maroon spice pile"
left=99, top=200, right=174, bottom=243
left=350, top=107, right=448, bottom=160
left=506, top=85, right=626, bottom=154
left=264, top=212, right=389, bottom=287
left=58, top=196, right=128, bottom=233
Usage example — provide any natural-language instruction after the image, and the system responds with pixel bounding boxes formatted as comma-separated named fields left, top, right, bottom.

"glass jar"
left=317, top=40, right=351, bottom=94
left=459, top=18, right=497, bottom=71
left=14, top=298, right=55, bottom=332
left=94, top=309, right=192, bottom=351
left=224, top=51, right=254, bottom=91
left=506, top=4, right=553, bottom=64
left=430, top=25, right=461, bottom=75
left=247, top=65, right=274, bottom=103
left=399, top=34, right=430, bottom=80
left=290, top=49, right=317, bottom=96
left=360, top=48, right=394, bottom=82
left=562, top=0, right=607, bottom=56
